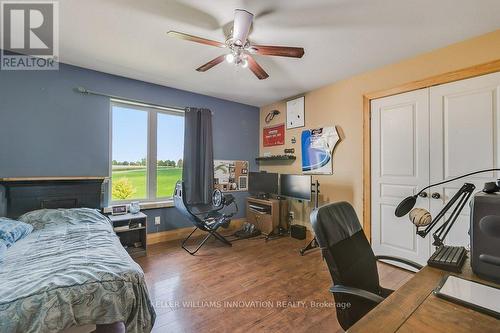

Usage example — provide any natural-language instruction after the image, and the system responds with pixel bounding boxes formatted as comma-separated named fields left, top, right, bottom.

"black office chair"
left=173, top=181, right=237, bottom=255
left=310, top=201, right=423, bottom=331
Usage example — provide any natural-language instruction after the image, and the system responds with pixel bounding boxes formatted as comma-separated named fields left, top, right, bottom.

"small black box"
left=291, top=225, right=307, bottom=240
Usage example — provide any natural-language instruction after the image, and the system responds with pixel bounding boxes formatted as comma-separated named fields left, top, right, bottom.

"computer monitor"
left=248, top=172, right=279, bottom=195
left=280, top=174, right=312, bottom=201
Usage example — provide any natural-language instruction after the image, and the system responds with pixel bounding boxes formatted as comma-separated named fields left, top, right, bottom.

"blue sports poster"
left=301, top=126, right=340, bottom=174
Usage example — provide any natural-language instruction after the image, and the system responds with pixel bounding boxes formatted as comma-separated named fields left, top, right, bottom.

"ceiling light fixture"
left=167, top=9, right=304, bottom=80
left=225, top=53, right=235, bottom=63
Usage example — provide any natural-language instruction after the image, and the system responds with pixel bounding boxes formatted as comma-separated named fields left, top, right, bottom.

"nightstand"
left=108, top=212, right=147, bottom=258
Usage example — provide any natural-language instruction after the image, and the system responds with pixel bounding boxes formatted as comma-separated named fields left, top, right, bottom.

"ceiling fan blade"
left=246, top=55, right=269, bottom=80
left=196, top=55, right=226, bottom=72
left=232, top=9, right=254, bottom=46
left=251, top=45, right=304, bottom=58
left=167, top=31, right=225, bottom=48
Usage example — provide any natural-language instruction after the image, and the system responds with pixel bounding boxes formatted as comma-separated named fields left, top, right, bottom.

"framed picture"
left=286, top=96, right=305, bottom=129
left=263, top=123, right=285, bottom=147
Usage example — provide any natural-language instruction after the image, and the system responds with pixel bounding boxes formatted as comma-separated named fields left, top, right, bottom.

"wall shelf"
left=255, top=155, right=296, bottom=163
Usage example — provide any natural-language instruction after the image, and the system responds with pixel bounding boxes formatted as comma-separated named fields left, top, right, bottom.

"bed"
left=0, top=179, right=156, bottom=333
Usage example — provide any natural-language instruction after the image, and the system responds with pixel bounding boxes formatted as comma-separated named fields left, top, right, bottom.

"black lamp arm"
left=416, top=183, right=475, bottom=246
left=415, top=168, right=500, bottom=197
left=432, top=186, right=473, bottom=246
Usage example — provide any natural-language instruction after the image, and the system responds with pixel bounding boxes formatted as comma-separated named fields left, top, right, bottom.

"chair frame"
left=181, top=223, right=232, bottom=255
left=312, top=201, right=424, bottom=330
left=174, top=181, right=234, bottom=255
left=329, top=255, right=422, bottom=304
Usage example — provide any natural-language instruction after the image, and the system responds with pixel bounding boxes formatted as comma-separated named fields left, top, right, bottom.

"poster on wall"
left=214, top=160, right=249, bottom=191
left=286, top=96, right=305, bottom=129
left=263, top=123, right=285, bottom=147
left=301, top=126, right=340, bottom=174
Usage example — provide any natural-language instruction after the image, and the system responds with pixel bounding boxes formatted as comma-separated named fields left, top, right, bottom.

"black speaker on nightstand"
left=470, top=191, right=500, bottom=283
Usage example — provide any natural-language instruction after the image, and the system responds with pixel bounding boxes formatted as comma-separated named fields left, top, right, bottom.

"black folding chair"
left=310, top=201, right=423, bottom=330
left=173, top=181, right=237, bottom=255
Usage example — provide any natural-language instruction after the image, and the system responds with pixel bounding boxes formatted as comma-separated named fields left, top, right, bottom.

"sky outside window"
left=112, top=106, right=148, bottom=200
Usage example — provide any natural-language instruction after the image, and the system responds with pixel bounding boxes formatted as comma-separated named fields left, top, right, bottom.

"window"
left=157, top=112, right=184, bottom=198
left=111, top=100, right=184, bottom=202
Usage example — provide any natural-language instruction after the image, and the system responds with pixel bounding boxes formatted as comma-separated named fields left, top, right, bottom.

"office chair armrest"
left=329, top=285, right=385, bottom=304
left=375, top=255, right=423, bottom=270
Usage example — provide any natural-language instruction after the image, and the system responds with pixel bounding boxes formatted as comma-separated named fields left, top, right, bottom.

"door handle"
left=431, top=192, right=441, bottom=199
left=418, top=192, right=428, bottom=198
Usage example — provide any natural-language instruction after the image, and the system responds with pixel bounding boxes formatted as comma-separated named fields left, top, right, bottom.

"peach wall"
left=259, top=29, right=500, bottom=228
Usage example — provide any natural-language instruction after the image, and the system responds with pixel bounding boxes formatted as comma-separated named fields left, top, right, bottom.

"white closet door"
left=371, top=88, right=431, bottom=266
left=429, top=72, right=500, bottom=248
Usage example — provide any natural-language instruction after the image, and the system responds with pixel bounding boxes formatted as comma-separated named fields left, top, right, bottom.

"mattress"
left=0, top=208, right=156, bottom=333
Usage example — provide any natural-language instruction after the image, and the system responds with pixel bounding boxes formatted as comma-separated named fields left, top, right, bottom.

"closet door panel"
left=442, top=89, right=495, bottom=178
left=371, top=88, right=431, bottom=266
left=380, top=104, right=416, bottom=177
left=430, top=71, right=500, bottom=248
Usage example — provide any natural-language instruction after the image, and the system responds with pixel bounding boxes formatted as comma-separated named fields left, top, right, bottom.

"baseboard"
left=147, top=218, right=246, bottom=245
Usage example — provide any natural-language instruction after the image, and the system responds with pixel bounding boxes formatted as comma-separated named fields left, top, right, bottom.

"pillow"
left=0, top=217, right=34, bottom=248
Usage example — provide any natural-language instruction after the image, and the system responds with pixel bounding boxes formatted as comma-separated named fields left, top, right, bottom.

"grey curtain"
left=182, top=107, right=214, bottom=205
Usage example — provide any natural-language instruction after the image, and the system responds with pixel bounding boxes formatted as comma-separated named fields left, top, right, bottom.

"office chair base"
left=181, top=226, right=232, bottom=255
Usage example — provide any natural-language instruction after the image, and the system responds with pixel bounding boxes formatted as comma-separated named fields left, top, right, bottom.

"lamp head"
left=395, top=195, right=417, bottom=217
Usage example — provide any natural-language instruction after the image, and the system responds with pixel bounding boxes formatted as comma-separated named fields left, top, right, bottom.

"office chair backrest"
left=311, top=201, right=381, bottom=329
left=173, top=181, right=208, bottom=231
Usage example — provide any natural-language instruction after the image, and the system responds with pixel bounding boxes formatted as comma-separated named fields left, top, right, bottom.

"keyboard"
left=428, top=245, right=467, bottom=273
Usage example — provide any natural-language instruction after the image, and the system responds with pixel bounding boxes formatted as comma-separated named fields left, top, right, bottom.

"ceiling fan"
left=167, top=9, right=304, bottom=80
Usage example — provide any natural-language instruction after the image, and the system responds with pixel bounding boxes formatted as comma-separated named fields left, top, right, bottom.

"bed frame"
left=0, top=177, right=105, bottom=218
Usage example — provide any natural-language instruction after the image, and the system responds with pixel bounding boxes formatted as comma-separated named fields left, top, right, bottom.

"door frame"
left=362, top=59, right=500, bottom=242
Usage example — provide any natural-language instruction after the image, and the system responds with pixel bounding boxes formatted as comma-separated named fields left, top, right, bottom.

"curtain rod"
left=74, top=87, right=185, bottom=114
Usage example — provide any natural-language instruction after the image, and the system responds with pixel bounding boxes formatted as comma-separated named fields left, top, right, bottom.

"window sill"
left=140, top=200, right=174, bottom=210
left=104, top=200, right=174, bottom=213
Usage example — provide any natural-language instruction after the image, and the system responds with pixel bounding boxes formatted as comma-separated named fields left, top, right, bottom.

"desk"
left=349, top=258, right=500, bottom=332
left=246, top=197, right=288, bottom=235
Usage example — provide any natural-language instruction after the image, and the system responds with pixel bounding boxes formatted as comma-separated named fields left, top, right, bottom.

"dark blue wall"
left=0, top=63, right=259, bottom=232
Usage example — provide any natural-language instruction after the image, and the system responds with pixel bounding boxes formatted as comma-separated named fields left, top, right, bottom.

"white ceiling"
left=59, top=0, right=500, bottom=106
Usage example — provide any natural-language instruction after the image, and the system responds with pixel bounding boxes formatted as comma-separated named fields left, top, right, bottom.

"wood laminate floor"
left=136, top=235, right=413, bottom=333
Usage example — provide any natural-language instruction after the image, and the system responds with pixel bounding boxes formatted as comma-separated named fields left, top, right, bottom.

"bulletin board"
left=214, top=160, right=249, bottom=192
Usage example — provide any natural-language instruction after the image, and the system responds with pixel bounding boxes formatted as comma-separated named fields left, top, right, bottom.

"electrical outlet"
left=289, top=211, right=295, bottom=220
left=154, top=216, right=161, bottom=225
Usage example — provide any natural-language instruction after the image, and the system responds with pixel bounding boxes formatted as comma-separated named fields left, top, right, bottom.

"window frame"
left=109, top=99, right=184, bottom=204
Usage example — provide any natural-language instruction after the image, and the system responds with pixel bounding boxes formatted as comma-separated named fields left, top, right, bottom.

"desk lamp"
left=394, top=168, right=500, bottom=272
